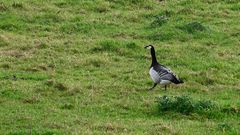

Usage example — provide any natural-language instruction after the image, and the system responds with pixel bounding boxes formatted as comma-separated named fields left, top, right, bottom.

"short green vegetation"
left=0, top=0, right=239, bottom=134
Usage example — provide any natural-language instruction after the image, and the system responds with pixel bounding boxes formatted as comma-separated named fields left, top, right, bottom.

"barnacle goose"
left=145, top=45, right=183, bottom=90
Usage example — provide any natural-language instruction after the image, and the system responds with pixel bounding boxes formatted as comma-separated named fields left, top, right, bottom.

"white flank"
left=149, top=67, right=172, bottom=85
left=159, top=80, right=171, bottom=85
left=149, top=67, right=161, bottom=83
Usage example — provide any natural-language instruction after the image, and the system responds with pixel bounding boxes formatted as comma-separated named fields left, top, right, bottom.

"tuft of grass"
left=94, top=2, right=110, bottom=13
left=217, top=123, right=233, bottom=132
left=157, top=95, right=219, bottom=116
left=33, top=13, right=63, bottom=25
left=45, top=80, right=68, bottom=91
left=150, top=16, right=168, bottom=27
left=85, top=58, right=107, bottom=67
left=178, top=22, right=206, bottom=34
left=0, top=2, right=8, bottom=11
left=107, top=0, right=150, bottom=8
left=37, top=43, right=48, bottom=49
left=147, top=31, right=176, bottom=41
left=0, top=40, right=8, bottom=47
left=9, top=130, right=62, bottom=135
left=0, top=63, right=10, bottom=69
left=60, top=103, right=74, bottom=110
left=12, top=2, right=24, bottom=9
left=150, top=10, right=172, bottom=28
left=157, top=95, right=239, bottom=119
left=60, top=22, right=92, bottom=34
left=230, top=3, right=240, bottom=11
left=45, top=79, right=55, bottom=87
left=125, top=42, right=139, bottom=50
left=22, top=96, right=40, bottom=104
left=91, top=40, right=140, bottom=57
left=54, top=1, right=68, bottom=8
left=91, top=40, right=120, bottom=53
left=222, top=106, right=239, bottom=114
left=55, top=83, right=68, bottom=91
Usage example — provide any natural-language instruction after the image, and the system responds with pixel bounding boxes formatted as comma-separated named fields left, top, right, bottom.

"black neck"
left=150, top=47, right=158, bottom=66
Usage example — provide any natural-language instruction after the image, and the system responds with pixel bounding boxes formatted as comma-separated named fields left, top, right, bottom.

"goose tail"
left=177, top=78, right=184, bottom=84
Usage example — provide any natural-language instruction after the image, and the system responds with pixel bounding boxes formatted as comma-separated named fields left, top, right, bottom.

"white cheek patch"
left=146, top=46, right=152, bottom=49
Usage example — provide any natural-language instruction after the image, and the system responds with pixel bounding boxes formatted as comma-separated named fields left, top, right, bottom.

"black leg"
left=165, top=85, right=167, bottom=90
left=149, top=83, right=157, bottom=90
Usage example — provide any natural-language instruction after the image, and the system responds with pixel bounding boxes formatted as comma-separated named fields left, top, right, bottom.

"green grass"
left=0, top=0, right=240, bottom=134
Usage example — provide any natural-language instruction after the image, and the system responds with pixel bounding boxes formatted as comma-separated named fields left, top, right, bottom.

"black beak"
left=144, top=46, right=148, bottom=49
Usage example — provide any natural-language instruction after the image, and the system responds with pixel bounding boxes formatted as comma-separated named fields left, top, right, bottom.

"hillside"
left=0, top=0, right=240, bottom=134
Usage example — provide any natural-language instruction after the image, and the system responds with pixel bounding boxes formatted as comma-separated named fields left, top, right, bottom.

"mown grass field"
left=0, top=0, right=240, bottom=134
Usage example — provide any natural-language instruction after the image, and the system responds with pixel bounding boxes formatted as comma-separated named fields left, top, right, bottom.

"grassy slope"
left=0, top=0, right=240, bottom=134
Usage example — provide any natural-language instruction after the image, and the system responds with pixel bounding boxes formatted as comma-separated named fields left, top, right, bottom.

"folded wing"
left=153, top=64, right=183, bottom=84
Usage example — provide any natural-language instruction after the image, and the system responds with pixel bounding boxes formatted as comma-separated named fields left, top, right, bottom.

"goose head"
left=144, top=45, right=154, bottom=49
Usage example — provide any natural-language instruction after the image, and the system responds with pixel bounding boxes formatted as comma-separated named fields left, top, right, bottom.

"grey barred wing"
left=153, top=65, right=180, bottom=84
